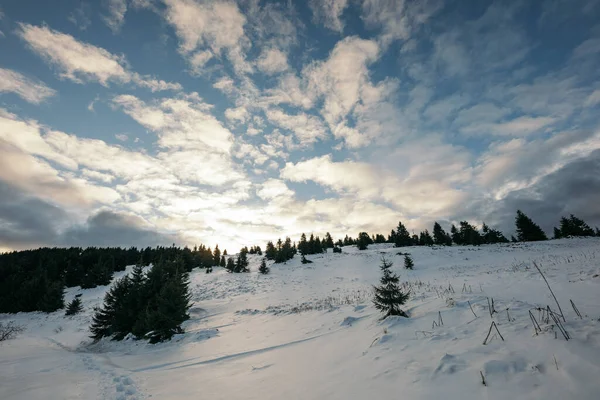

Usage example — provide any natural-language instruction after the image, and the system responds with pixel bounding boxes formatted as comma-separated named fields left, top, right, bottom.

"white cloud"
left=256, top=48, right=288, bottom=75
left=462, top=116, right=556, bottom=137
left=162, top=0, right=251, bottom=75
left=257, top=178, right=294, bottom=201
left=68, top=2, right=92, bottom=31
left=265, top=108, right=328, bottom=145
left=103, top=0, right=128, bottom=33
left=361, top=0, right=442, bottom=46
left=17, top=23, right=180, bottom=91
left=113, top=93, right=234, bottom=152
left=309, top=0, right=349, bottom=32
left=224, top=106, right=248, bottom=123
left=584, top=89, right=600, bottom=108
left=0, top=68, right=56, bottom=104
left=115, top=133, right=128, bottom=141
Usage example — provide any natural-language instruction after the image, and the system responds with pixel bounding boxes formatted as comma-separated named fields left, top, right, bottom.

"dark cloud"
left=61, top=210, right=180, bottom=248
left=0, top=181, right=179, bottom=250
left=484, top=149, right=600, bottom=235
left=0, top=181, right=67, bottom=249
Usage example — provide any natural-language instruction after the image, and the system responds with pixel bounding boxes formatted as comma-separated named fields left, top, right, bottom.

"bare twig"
left=533, top=262, right=565, bottom=322
left=480, top=371, right=487, bottom=386
left=438, top=311, right=444, bottom=326
left=468, top=300, right=478, bottom=318
left=529, top=310, right=541, bottom=335
left=554, top=355, right=559, bottom=370
left=570, top=299, right=582, bottom=319
left=550, top=310, right=570, bottom=340
left=483, top=321, right=505, bottom=345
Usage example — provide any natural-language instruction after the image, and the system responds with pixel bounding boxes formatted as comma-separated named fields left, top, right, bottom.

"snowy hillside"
left=2, top=238, right=600, bottom=400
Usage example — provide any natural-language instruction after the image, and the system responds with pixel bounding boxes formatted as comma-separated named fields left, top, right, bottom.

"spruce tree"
left=226, top=257, right=236, bottom=272
left=259, top=258, right=270, bottom=274
left=450, top=224, right=461, bottom=245
left=404, top=254, right=414, bottom=270
left=555, top=214, right=595, bottom=237
left=394, top=222, right=412, bottom=247
left=265, top=241, right=277, bottom=260
left=220, top=255, right=226, bottom=267
left=515, top=210, right=548, bottom=241
left=373, top=257, right=409, bottom=319
left=90, top=276, right=132, bottom=341
left=144, top=270, right=191, bottom=343
left=65, top=297, right=83, bottom=316
left=325, top=232, right=334, bottom=248
left=213, top=245, right=221, bottom=266
left=357, top=232, right=371, bottom=250
left=433, top=222, right=451, bottom=246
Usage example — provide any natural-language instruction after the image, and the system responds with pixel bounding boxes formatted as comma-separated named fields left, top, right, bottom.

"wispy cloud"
left=17, top=23, right=181, bottom=91
left=103, top=0, right=128, bottom=33
left=0, top=68, right=56, bottom=104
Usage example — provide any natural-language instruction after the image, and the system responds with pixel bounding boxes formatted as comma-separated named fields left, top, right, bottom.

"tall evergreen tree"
left=144, top=270, right=191, bottom=343
left=220, top=255, right=226, bottom=267
left=515, top=210, right=548, bottom=242
left=555, top=214, right=595, bottom=238
left=394, top=222, right=412, bottom=247
left=90, top=276, right=132, bottom=341
left=213, top=245, right=221, bottom=267
left=433, top=222, right=452, bottom=245
left=373, top=257, right=409, bottom=318
left=324, top=232, right=334, bottom=248
left=419, top=230, right=434, bottom=246
left=265, top=241, right=277, bottom=260
left=450, top=224, right=461, bottom=245
left=226, top=257, right=236, bottom=272
left=357, top=232, right=371, bottom=250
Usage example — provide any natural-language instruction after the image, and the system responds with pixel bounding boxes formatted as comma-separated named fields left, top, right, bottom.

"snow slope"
left=2, top=238, right=600, bottom=400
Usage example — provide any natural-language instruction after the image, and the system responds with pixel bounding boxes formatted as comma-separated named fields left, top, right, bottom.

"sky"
left=1, top=0, right=600, bottom=252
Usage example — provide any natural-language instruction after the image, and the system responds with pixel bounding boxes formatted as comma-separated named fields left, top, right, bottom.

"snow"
left=2, top=238, right=600, bottom=400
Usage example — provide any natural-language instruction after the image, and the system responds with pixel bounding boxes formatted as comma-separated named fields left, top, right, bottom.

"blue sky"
left=1, top=0, right=600, bottom=251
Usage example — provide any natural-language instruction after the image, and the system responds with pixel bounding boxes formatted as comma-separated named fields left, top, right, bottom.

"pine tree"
left=515, top=210, right=548, bottom=242
left=357, top=232, right=371, bottom=250
left=220, top=255, right=226, bottom=267
left=373, top=257, right=409, bottom=319
left=394, top=222, right=412, bottom=247
left=333, top=246, right=342, bottom=253
left=554, top=227, right=562, bottom=239
left=38, top=280, right=65, bottom=313
left=65, top=297, right=83, bottom=316
left=90, top=276, right=132, bottom=341
left=432, top=222, right=451, bottom=245
left=555, top=214, right=595, bottom=237
left=259, top=258, right=270, bottom=274
left=265, top=241, right=277, bottom=260
left=450, top=224, right=461, bottom=245
left=419, top=230, right=434, bottom=246
left=226, top=257, right=235, bottom=273
left=325, top=232, right=334, bottom=248
left=213, top=245, right=221, bottom=267
left=144, top=270, right=191, bottom=344
left=404, top=254, right=414, bottom=270
left=234, top=248, right=249, bottom=273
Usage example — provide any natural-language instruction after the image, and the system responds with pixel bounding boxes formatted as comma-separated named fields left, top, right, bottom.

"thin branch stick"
left=529, top=310, right=541, bottom=334
left=554, top=355, right=559, bottom=370
left=438, top=311, right=444, bottom=326
left=550, top=311, right=570, bottom=340
left=468, top=300, right=478, bottom=318
left=533, top=262, right=565, bottom=322
left=483, top=321, right=505, bottom=345
left=570, top=299, right=582, bottom=319
left=480, top=371, right=487, bottom=386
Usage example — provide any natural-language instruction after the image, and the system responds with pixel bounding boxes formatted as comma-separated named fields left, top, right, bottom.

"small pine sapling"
left=65, top=297, right=83, bottom=316
left=259, top=258, right=270, bottom=274
left=373, top=257, right=409, bottom=319
left=404, top=254, right=414, bottom=270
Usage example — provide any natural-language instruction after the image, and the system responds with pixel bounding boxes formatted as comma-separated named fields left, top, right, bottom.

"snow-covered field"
left=2, top=238, right=600, bottom=400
